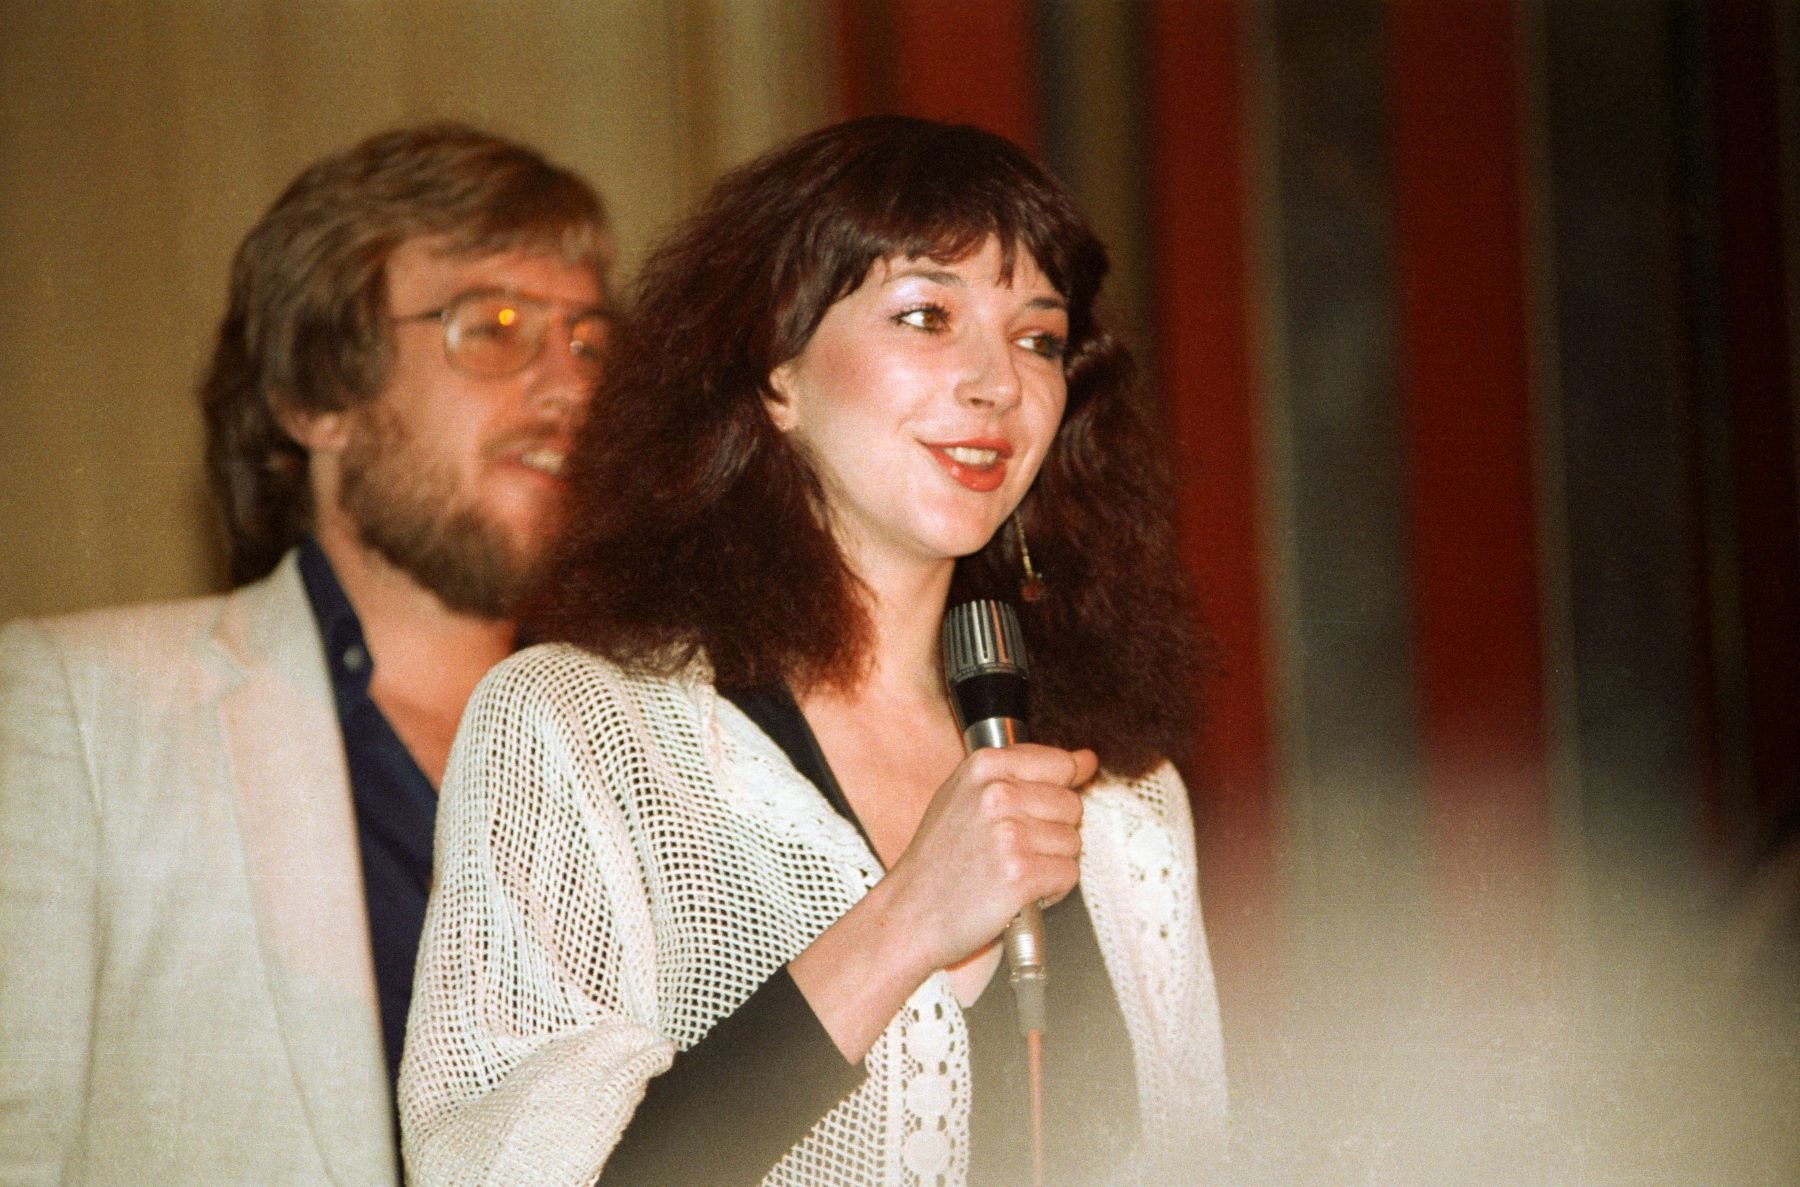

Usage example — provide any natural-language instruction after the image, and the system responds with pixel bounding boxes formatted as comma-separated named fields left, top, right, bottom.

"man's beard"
left=335, top=403, right=545, bottom=619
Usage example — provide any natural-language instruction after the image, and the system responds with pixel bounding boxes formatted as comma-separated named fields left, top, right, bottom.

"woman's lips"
left=925, top=440, right=1012, bottom=493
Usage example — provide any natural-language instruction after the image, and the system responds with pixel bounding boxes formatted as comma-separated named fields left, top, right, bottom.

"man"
left=0, top=123, right=612, bottom=1184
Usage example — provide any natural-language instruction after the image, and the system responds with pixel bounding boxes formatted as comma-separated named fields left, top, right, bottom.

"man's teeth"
left=943, top=446, right=999, bottom=467
left=519, top=448, right=566, bottom=476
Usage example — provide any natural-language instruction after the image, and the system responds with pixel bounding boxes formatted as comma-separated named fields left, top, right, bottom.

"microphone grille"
left=941, top=599, right=1029, bottom=685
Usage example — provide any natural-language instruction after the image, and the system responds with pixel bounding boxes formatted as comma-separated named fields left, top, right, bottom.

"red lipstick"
left=925, top=439, right=1012, bottom=493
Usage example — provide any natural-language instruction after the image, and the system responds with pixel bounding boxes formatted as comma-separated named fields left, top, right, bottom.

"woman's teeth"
left=943, top=446, right=999, bottom=467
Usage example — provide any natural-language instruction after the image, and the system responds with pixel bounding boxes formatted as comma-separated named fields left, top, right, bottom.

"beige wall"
left=0, top=0, right=833, bottom=620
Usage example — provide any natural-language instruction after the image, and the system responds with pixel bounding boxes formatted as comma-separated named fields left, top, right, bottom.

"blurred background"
left=4, top=0, right=1796, bottom=1181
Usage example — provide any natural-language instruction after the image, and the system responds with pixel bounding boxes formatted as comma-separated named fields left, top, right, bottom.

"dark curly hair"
left=539, top=116, right=1202, bottom=777
left=200, top=121, right=611, bottom=585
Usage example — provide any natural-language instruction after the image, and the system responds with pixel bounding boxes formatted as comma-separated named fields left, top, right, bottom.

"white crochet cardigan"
left=400, top=644, right=1226, bottom=1186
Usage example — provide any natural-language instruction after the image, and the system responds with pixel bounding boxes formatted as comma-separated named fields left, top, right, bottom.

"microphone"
left=941, top=599, right=1046, bottom=1037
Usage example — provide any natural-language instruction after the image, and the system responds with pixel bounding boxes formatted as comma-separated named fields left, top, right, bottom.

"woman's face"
left=766, top=236, right=1069, bottom=583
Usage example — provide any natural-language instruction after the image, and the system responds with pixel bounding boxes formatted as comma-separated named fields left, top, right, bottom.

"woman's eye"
left=896, top=304, right=949, bottom=332
left=1017, top=331, right=1067, bottom=361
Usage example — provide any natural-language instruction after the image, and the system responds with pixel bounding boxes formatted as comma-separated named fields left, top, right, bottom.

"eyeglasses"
left=393, top=290, right=609, bottom=379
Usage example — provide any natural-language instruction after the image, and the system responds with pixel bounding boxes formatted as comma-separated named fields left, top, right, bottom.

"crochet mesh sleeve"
left=399, top=646, right=686, bottom=1185
left=399, top=645, right=897, bottom=1186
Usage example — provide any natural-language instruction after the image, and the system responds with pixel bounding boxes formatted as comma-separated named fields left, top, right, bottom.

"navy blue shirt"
left=296, top=540, right=439, bottom=1095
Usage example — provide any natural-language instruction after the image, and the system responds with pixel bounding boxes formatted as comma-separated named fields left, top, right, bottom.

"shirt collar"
left=296, top=537, right=374, bottom=694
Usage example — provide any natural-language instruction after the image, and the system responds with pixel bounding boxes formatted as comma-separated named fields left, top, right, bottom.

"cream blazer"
left=0, top=553, right=396, bottom=1185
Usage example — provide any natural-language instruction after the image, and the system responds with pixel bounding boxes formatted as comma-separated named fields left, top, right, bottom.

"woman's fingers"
left=1017, top=813, right=1084, bottom=859
left=963, top=743, right=1096, bottom=788
left=963, top=746, right=1095, bottom=829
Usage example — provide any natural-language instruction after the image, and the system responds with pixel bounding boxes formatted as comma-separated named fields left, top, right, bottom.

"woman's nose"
left=957, top=330, right=1023, bottom=410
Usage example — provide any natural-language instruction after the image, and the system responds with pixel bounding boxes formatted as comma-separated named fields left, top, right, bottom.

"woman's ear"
left=762, top=363, right=799, bottom=434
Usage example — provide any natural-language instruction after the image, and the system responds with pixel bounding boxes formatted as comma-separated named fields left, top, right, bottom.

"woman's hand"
left=882, top=742, right=1097, bottom=972
left=788, top=743, right=1097, bottom=1062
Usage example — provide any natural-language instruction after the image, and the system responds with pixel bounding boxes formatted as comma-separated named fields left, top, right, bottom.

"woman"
left=400, top=116, right=1226, bottom=1186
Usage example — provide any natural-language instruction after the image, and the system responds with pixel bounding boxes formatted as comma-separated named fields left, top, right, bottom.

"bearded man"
left=0, top=123, right=612, bottom=1186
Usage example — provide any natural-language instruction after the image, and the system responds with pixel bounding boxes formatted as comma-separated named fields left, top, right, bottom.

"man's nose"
left=528, top=323, right=600, bottom=419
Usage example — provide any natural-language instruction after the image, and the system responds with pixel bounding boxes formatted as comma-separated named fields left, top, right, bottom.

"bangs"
left=774, top=121, right=1102, bottom=361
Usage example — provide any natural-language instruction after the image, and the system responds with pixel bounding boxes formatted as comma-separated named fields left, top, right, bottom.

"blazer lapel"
left=210, top=554, right=396, bottom=1184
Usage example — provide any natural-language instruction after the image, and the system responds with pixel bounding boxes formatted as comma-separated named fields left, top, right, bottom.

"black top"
left=601, top=684, right=1141, bottom=1184
left=296, top=540, right=437, bottom=1108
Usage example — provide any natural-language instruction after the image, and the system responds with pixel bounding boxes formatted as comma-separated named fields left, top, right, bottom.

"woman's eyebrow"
left=884, top=267, right=1068, bottom=312
left=884, top=264, right=965, bottom=286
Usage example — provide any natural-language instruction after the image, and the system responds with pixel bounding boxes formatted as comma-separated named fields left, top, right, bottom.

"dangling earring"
left=1013, top=514, right=1047, bottom=603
